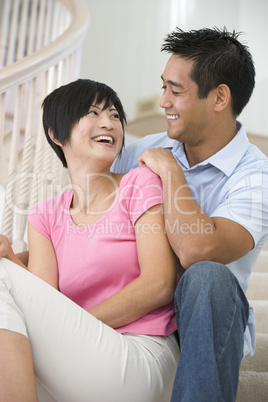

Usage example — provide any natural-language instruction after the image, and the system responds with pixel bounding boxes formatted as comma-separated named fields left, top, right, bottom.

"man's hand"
left=138, top=148, right=179, bottom=178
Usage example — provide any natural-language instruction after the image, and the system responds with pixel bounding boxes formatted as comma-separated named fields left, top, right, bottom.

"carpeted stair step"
left=249, top=300, right=268, bottom=333
left=253, top=251, right=268, bottom=273
left=246, top=273, right=268, bottom=300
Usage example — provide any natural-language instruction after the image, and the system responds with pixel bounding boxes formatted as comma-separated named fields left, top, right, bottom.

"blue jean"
left=171, top=261, right=249, bottom=402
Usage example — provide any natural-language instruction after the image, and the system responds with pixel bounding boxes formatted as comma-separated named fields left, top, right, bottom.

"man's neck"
left=184, top=120, right=238, bottom=167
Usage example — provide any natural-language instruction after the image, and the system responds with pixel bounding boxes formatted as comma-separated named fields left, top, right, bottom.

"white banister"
left=0, top=0, right=89, bottom=251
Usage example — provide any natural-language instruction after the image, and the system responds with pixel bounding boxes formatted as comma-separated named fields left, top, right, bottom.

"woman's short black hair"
left=42, top=79, right=127, bottom=168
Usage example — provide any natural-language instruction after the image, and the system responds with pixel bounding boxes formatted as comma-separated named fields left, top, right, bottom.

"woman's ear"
left=213, top=84, right=231, bottom=112
left=48, top=129, right=62, bottom=147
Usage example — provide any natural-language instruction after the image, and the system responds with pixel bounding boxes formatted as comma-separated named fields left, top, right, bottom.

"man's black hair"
left=161, top=27, right=255, bottom=116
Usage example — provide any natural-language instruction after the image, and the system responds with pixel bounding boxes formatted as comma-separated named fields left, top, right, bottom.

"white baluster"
left=26, top=0, right=39, bottom=55
left=6, top=0, right=20, bottom=65
left=2, top=84, right=23, bottom=242
left=35, top=0, right=47, bottom=51
left=16, top=0, right=31, bottom=61
left=13, top=78, right=38, bottom=252
left=0, top=0, right=12, bottom=67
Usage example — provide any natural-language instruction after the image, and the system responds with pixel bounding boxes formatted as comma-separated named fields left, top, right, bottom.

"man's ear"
left=213, top=84, right=231, bottom=112
left=48, top=129, right=62, bottom=147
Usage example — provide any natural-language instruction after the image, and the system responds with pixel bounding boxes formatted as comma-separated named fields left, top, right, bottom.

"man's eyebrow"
left=161, top=75, right=184, bottom=88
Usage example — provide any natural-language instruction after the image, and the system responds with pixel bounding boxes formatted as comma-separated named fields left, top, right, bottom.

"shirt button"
left=184, top=172, right=189, bottom=177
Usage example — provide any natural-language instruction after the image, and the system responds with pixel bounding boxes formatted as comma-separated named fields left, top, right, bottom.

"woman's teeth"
left=92, top=136, right=114, bottom=144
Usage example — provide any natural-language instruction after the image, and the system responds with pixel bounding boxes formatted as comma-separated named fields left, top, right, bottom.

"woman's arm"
left=16, top=251, right=29, bottom=267
left=27, top=223, right=59, bottom=289
left=87, top=204, right=177, bottom=328
left=0, top=229, right=58, bottom=290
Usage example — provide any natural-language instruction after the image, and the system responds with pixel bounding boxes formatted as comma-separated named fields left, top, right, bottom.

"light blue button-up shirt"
left=112, top=122, right=268, bottom=357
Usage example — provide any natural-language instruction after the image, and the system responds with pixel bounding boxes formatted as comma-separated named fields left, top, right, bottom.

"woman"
left=0, top=79, right=179, bottom=402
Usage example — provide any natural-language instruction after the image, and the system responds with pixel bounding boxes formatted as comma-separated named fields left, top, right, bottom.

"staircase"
left=0, top=0, right=89, bottom=252
left=0, top=1, right=267, bottom=401
left=237, top=244, right=268, bottom=402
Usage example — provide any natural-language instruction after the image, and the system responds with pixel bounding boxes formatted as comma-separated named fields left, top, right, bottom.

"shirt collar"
left=161, top=136, right=178, bottom=150
left=171, top=122, right=250, bottom=176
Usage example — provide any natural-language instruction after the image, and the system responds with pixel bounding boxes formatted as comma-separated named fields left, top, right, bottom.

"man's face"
left=160, top=54, right=213, bottom=145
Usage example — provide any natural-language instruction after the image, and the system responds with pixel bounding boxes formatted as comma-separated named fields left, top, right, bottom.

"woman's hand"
left=0, top=235, right=11, bottom=259
left=0, top=235, right=26, bottom=268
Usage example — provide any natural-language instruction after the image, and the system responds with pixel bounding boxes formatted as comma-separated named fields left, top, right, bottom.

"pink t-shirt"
left=28, top=166, right=176, bottom=335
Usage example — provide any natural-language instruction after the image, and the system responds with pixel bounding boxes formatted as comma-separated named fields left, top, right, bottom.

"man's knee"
left=174, top=260, right=249, bottom=335
left=174, top=261, right=238, bottom=305
left=179, top=260, right=232, bottom=286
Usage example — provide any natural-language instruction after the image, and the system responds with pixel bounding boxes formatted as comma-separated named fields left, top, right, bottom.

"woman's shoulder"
left=115, top=167, right=163, bottom=221
left=120, top=166, right=161, bottom=186
left=117, top=167, right=163, bottom=209
left=29, top=189, right=73, bottom=217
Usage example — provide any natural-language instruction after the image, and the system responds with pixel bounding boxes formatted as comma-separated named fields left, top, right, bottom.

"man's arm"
left=138, top=148, right=254, bottom=268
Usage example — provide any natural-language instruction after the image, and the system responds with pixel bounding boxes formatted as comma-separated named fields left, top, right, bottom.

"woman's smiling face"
left=62, top=101, right=124, bottom=169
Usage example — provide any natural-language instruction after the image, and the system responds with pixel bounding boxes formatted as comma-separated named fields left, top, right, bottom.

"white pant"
left=0, top=259, right=180, bottom=402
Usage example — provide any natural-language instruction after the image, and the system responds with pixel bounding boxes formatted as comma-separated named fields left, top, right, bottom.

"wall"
left=80, top=0, right=268, bottom=136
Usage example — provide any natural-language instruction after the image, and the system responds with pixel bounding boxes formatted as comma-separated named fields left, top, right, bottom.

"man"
left=112, top=27, right=268, bottom=401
